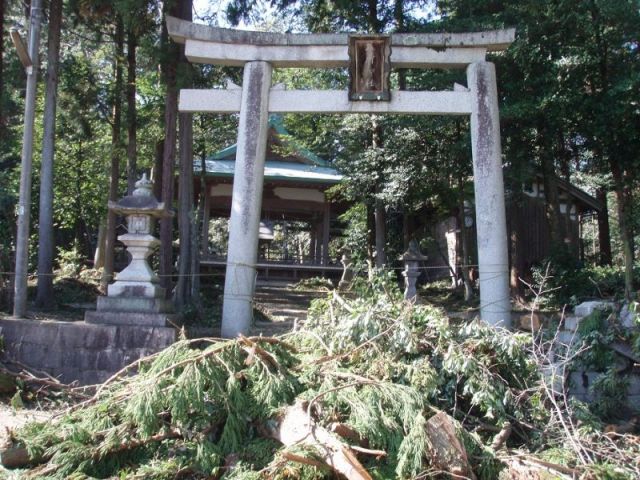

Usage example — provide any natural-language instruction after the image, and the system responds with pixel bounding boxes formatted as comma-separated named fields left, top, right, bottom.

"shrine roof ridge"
left=167, top=16, right=515, bottom=52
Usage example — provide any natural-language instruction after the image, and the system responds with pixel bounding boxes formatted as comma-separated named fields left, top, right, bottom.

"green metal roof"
left=210, top=115, right=330, bottom=168
left=201, top=159, right=342, bottom=184
left=199, top=114, right=342, bottom=184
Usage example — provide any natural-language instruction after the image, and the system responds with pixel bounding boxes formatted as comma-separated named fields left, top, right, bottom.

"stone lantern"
left=400, top=240, right=427, bottom=302
left=85, top=173, right=175, bottom=327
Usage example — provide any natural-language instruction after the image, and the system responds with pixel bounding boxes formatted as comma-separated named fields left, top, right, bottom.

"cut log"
left=0, top=444, right=30, bottom=469
left=266, top=401, right=372, bottom=480
left=425, top=411, right=476, bottom=480
left=501, top=455, right=577, bottom=479
left=329, top=422, right=365, bottom=444
left=490, top=421, right=512, bottom=451
left=515, top=312, right=542, bottom=332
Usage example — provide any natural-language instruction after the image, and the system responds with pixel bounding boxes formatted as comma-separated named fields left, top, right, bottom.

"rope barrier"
left=0, top=263, right=511, bottom=279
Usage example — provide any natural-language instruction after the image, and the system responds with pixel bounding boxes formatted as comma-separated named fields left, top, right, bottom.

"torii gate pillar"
left=468, top=62, right=510, bottom=327
left=221, top=61, right=272, bottom=338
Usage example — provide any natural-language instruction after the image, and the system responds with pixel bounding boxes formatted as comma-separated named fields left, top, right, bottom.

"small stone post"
left=338, top=251, right=354, bottom=291
left=467, top=61, right=511, bottom=328
left=221, top=61, right=272, bottom=338
left=400, top=240, right=427, bottom=301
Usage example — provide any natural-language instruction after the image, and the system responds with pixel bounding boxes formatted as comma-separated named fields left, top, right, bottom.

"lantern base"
left=85, top=292, right=176, bottom=327
left=85, top=310, right=177, bottom=328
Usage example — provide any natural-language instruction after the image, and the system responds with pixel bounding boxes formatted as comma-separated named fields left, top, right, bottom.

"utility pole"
left=12, top=0, right=43, bottom=318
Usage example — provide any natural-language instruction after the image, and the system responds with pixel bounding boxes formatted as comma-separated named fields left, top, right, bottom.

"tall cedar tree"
left=126, top=26, right=137, bottom=194
left=0, top=0, right=5, bottom=131
left=102, top=16, right=124, bottom=291
left=175, top=0, right=196, bottom=309
left=35, top=0, right=63, bottom=308
left=158, top=0, right=180, bottom=295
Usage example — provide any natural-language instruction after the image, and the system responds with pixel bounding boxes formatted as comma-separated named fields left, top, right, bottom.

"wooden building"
left=424, top=174, right=604, bottom=288
left=196, top=116, right=348, bottom=279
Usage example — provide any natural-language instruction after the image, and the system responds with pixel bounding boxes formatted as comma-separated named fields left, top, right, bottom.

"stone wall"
left=559, top=301, right=640, bottom=410
left=0, top=318, right=176, bottom=385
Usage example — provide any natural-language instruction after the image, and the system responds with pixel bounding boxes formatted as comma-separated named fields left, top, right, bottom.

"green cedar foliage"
left=11, top=277, right=553, bottom=479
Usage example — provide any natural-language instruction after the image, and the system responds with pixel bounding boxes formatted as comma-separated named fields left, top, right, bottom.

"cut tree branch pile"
left=1, top=282, right=639, bottom=479
left=0, top=353, right=89, bottom=400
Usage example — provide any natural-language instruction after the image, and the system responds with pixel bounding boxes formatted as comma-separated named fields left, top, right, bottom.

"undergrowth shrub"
left=531, top=259, right=640, bottom=308
left=292, top=276, right=334, bottom=291
left=56, top=242, right=87, bottom=279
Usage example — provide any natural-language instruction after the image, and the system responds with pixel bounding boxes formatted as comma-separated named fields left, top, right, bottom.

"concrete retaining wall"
left=0, top=318, right=176, bottom=385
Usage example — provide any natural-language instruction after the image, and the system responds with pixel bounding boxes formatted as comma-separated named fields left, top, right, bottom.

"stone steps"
left=250, top=284, right=324, bottom=336
left=254, top=289, right=326, bottom=302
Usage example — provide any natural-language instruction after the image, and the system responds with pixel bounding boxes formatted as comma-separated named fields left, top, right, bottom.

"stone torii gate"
left=167, top=17, right=515, bottom=337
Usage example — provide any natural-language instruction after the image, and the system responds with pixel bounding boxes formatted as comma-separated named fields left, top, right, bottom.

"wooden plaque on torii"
left=348, top=35, right=391, bottom=101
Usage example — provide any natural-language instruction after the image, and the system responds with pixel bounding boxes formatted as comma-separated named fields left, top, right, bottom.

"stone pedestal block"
left=96, top=296, right=173, bottom=313
left=85, top=311, right=177, bottom=327
left=107, top=282, right=166, bottom=299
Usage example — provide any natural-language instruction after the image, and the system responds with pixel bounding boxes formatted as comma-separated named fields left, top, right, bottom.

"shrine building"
left=196, top=115, right=348, bottom=280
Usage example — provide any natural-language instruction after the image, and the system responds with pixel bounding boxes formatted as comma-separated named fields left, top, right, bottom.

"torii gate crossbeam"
left=167, top=17, right=514, bottom=337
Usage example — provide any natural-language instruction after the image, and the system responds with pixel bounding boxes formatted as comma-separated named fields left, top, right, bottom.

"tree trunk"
left=371, top=117, right=386, bottom=269
left=0, top=0, right=5, bottom=131
left=35, top=0, right=63, bottom=308
left=539, top=131, right=565, bottom=252
left=93, top=220, right=106, bottom=269
left=366, top=204, right=375, bottom=277
left=126, top=28, right=137, bottom=194
left=366, top=0, right=380, bottom=33
left=402, top=211, right=412, bottom=250
left=12, top=0, right=43, bottom=317
left=393, top=0, right=406, bottom=91
left=0, top=0, right=10, bottom=305
left=374, top=200, right=386, bottom=269
left=175, top=112, right=194, bottom=309
left=266, top=401, right=373, bottom=480
left=458, top=176, right=473, bottom=302
left=508, top=196, right=527, bottom=300
left=101, top=17, right=124, bottom=292
left=596, top=187, right=612, bottom=265
left=555, top=133, right=577, bottom=254
left=425, top=412, right=476, bottom=480
left=198, top=140, right=209, bottom=256
left=158, top=0, right=181, bottom=296
left=557, top=131, right=571, bottom=182
left=152, top=139, right=164, bottom=199
left=367, top=4, right=386, bottom=270
left=611, top=162, right=634, bottom=300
